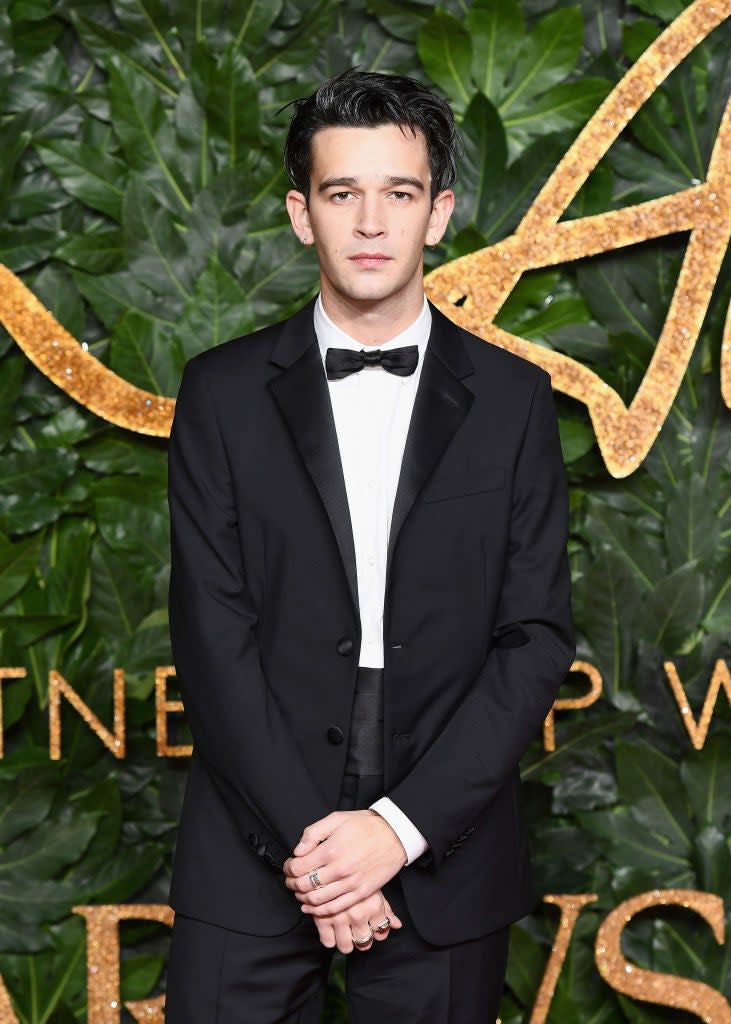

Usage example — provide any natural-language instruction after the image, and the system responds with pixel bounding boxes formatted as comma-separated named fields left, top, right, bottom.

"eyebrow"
left=317, top=175, right=426, bottom=193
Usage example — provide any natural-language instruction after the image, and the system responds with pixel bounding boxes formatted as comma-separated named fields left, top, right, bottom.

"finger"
left=345, top=901, right=376, bottom=953
left=352, top=932, right=374, bottom=952
left=378, top=901, right=401, bottom=933
left=349, top=917, right=374, bottom=954
left=334, top=917, right=355, bottom=955
left=287, top=866, right=346, bottom=896
left=370, top=895, right=402, bottom=939
left=381, top=895, right=403, bottom=929
left=294, top=813, right=344, bottom=855
left=302, top=888, right=362, bottom=917
left=360, top=892, right=389, bottom=942
left=315, top=919, right=337, bottom=949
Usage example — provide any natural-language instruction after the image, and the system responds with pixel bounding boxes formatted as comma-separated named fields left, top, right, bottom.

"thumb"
left=383, top=896, right=403, bottom=929
left=293, top=814, right=339, bottom=855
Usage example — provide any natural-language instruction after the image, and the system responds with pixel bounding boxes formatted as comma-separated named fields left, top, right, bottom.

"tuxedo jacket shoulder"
left=166, top=297, right=575, bottom=946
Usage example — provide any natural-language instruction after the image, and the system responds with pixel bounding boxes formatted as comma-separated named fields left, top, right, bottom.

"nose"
left=354, top=194, right=386, bottom=238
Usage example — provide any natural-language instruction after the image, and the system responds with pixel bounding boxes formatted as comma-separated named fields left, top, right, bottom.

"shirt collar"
left=314, top=293, right=431, bottom=369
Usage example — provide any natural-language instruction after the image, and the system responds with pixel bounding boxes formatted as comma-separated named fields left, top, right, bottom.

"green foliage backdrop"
left=0, top=0, right=729, bottom=1019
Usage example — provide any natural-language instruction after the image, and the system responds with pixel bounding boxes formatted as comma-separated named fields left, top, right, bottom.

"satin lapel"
left=267, top=300, right=361, bottom=621
left=385, top=302, right=476, bottom=585
left=266, top=299, right=477, bottom=626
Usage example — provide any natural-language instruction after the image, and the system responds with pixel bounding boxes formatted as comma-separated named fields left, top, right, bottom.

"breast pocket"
left=421, top=465, right=506, bottom=503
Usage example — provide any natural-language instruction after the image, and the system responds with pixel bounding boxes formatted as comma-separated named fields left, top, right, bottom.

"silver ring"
left=308, top=868, right=325, bottom=889
left=374, top=916, right=391, bottom=932
left=352, top=925, right=374, bottom=947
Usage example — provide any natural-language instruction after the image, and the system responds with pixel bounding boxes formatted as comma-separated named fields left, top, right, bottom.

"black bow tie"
left=325, top=345, right=419, bottom=381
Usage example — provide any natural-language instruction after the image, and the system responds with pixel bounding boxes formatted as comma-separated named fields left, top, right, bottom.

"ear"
left=426, top=188, right=455, bottom=246
left=286, top=189, right=312, bottom=244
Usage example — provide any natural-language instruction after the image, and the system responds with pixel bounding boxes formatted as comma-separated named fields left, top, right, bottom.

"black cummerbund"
left=344, top=666, right=384, bottom=776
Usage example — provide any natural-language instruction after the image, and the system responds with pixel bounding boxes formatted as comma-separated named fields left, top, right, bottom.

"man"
left=165, top=68, right=575, bottom=1023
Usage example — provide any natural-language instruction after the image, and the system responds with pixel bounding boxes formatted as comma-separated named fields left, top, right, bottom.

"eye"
left=391, top=191, right=412, bottom=201
left=331, top=191, right=354, bottom=202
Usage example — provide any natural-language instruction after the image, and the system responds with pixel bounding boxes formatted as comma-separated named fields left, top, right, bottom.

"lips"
left=349, top=253, right=392, bottom=267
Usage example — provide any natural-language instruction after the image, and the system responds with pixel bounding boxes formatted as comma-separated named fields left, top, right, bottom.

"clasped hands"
left=283, top=808, right=406, bottom=953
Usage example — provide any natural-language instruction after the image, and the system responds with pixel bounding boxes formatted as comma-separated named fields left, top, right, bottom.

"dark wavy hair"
left=281, top=68, right=462, bottom=204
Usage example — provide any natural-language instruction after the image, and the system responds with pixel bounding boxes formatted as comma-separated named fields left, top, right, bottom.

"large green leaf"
left=177, top=254, right=256, bottom=359
left=615, top=739, right=693, bottom=852
left=454, top=91, right=507, bottom=230
left=417, top=10, right=473, bottom=110
left=0, top=1, right=729, bottom=1018
left=0, top=808, right=97, bottom=883
left=644, top=559, right=705, bottom=653
left=191, top=43, right=261, bottom=168
left=55, top=229, right=126, bottom=274
left=679, top=737, right=731, bottom=832
left=465, top=0, right=524, bottom=100
left=0, top=226, right=64, bottom=273
left=0, top=532, right=43, bottom=608
left=578, top=806, right=694, bottom=884
left=0, top=772, right=54, bottom=847
left=664, top=471, right=720, bottom=567
left=35, top=140, right=127, bottom=220
left=110, top=0, right=186, bottom=80
left=503, top=78, right=613, bottom=144
left=107, top=56, right=192, bottom=213
left=0, top=450, right=78, bottom=534
left=497, top=7, right=584, bottom=115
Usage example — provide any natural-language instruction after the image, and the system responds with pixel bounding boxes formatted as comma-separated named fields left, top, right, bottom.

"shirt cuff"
left=369, top=796, right=430, bottom=866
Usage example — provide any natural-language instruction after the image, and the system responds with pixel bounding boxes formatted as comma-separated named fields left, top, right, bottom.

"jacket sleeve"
left=384, top=369, right=575, bottom=872
left=167, top=355, right=331, bottom=869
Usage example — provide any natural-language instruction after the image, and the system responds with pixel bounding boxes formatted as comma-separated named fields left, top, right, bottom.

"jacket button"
left=336, top=637, right=354, bottom=655
left=256, top=842, right=267, bottom=857
left=327, top=725, right=344, bottom=744
left=248, top=832, right=258, bottom=845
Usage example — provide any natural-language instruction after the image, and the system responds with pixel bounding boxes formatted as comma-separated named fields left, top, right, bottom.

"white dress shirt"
left=314, top=293, right=430, bottom=865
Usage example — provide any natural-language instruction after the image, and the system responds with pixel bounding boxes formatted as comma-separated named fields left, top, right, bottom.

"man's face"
left=286, top=123, right=453, bottom=306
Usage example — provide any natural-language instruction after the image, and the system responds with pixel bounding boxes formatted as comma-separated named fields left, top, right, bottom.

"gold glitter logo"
left=0, top=0, right=729, bottom=477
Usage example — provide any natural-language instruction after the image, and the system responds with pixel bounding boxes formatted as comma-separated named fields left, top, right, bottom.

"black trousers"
left=165, top=770, right=510, bottom=1023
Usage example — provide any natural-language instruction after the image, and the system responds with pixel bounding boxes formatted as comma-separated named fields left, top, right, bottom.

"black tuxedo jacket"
left=166, top=297, right=575, bottom=946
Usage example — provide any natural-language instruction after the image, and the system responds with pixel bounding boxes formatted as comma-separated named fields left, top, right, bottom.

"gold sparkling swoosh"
left=425, top=0, right=731, bottom=477
left=0, top=264, right=175, bottom=436
left=0, top=0, right=729, bottom=474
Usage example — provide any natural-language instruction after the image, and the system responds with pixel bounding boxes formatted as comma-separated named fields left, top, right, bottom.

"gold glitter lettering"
left=0, top=977, right=19, bottom=1024
left=543, top=661, right=601, bottom=751
left=595, top=889, right=730, bottom=1020
left=155, top=666, right=192, bottom=757
left=530, top=894, right=599, bottom=1023
left=0, top=2, right=727, bottom=477
left=663, top=660, right=731, bottom=750
left=49, top=669, right=126, bottom=760
left=72, top=904, right=174, bottom=1024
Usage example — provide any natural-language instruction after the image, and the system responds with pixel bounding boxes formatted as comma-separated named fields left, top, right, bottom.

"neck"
left=319, top=276, right=425, bottom=345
